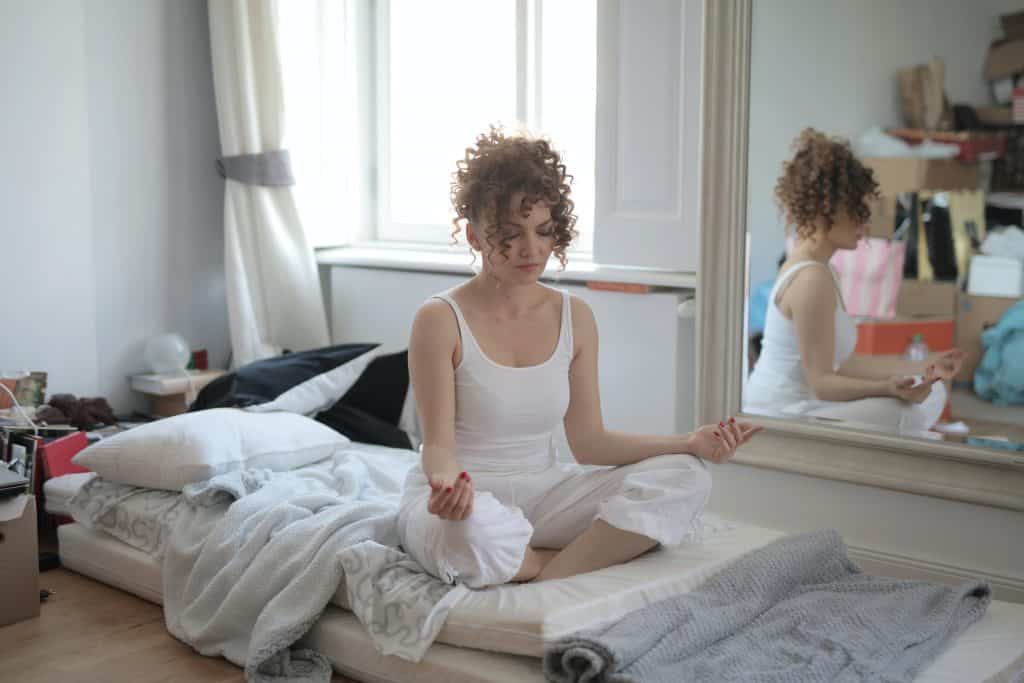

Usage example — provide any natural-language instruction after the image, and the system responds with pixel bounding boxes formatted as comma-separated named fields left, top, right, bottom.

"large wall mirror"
left=698, top=1, right=1024, bottom=511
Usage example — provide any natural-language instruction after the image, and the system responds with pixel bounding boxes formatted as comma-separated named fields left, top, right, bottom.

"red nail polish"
left=445, top=486, right=453, bottom=493
left=730, top=417, right=736, bottom=424
left=459, top=471, right=468, bottom=480
left=714, top=431, right=720, bottom=437
left=719, top=422, right=724, bottom=427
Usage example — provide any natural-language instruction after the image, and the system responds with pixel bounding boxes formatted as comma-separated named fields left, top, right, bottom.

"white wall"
left=2, top=1, right=100, bottom=396
left=0, top=0, right=228, bottom=412
left=747, top=0, right=1019, bottom=286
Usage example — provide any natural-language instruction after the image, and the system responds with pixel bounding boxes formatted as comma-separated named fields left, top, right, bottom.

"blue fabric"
left=748, top=279, right=775, bottom=335
left=974, top=300, right=1024, bottom=406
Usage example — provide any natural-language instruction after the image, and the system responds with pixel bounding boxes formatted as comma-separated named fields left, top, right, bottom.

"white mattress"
left=57, top=522, right=1024, bottom=682
left=414, top=521, right=787, bottom=656
left=43, top=472, right=95, bottom=515
left=64, top=475, right=184, bottom=556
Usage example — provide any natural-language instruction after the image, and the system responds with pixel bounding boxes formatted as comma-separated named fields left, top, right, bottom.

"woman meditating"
left=744, top=128, right=965, bottom=436
left=396, top=127, right=761, bottom=588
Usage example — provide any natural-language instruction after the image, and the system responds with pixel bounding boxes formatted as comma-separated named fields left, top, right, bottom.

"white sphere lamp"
left=144, top=333, right=191, bottom=374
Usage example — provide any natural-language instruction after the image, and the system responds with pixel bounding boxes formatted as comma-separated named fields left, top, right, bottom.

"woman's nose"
left=521, top=232, right=538, bottom=255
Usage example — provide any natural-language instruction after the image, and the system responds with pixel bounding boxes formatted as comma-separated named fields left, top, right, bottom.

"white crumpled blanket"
left=163, top=443, right=467, bottom=682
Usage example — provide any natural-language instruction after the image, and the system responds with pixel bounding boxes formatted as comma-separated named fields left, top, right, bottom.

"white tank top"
left=432, top=286, right=573, bottom=474
left=744, top=261, right=858, bottom=411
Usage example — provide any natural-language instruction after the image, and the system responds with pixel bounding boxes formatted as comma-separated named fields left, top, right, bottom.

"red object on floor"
left=855, top=318, right=954, bottom=356
left=38, top=431, right=91, bottom=481
left=37, top=431, right=91, bottom=527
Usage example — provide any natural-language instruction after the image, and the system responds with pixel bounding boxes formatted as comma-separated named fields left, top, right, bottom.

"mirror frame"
left=695, top=0, right=1024, bottom=512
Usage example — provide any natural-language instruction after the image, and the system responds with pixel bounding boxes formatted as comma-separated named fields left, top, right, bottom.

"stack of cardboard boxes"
left=858, top=156, right=1019, bottom=395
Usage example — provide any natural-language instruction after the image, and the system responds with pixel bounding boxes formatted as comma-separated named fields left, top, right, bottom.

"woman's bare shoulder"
left=780, top=265, right=838, bottom=315
left=411, top=298, right=460, bottom=347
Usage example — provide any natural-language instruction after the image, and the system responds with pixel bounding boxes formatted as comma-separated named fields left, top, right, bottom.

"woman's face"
left=469, top=192, right=555, bottom=284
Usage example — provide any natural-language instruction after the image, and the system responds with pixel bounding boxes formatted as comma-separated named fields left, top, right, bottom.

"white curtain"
left=208, top=0, right=330, bottom=368
left=276, top=0, right=372, bottom=251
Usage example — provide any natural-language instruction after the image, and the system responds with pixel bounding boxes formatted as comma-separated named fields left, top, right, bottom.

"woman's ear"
left=466, top=223, right=481, bottom=251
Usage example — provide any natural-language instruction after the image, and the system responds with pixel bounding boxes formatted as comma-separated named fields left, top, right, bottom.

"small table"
left=129, top=369, right=226, bottom=418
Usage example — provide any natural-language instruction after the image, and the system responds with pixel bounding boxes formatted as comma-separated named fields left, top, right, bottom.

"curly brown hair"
left=451, top=126, right=577, bottom=268
left=775, top=128, right=879, bottom=241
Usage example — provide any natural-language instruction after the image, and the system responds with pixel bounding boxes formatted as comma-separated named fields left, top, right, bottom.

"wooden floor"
left=0, top=567, right=358, bottom=683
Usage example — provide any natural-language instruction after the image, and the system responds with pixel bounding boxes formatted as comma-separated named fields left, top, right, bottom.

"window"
left=381, top=0, right=596, bottom=252
left=282, top=0, right=699, bottom=272
left=280, top=0, right=596, bottom=251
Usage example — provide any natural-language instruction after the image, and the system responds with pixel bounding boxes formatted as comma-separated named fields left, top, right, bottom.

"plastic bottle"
left=904, top=333, right=930, bottom=362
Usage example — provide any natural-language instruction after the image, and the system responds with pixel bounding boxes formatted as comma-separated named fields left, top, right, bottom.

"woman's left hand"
left=925, top=349, right=966, bottom=382
left=687, top=418, right=763, bottom=464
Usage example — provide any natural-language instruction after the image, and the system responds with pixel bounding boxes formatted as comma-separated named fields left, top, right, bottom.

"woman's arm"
left=839, top=350, right=965, bottom=382
left=562, top=297, right=757, bottom=467
left=786, top=268, right=895, bottom=402
left=408, top=300, right=472, bottom=519
left=838, top=354, right=924, bottom=381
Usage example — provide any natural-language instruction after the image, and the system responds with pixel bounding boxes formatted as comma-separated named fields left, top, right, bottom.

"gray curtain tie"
left=216, top=150, right=295, bottom=186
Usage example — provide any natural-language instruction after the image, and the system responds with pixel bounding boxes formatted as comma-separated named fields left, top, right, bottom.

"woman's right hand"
left=886, top=375, right=939, bottom=404
left=427, top=470, right=474, bottom=520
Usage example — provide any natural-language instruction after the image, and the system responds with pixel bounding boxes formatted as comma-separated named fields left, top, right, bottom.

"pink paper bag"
left=830, top=238, right=906, bottom=319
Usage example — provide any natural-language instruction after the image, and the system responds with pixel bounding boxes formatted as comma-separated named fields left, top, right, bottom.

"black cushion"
left=330, top=350, right=410, bottom=426
left=191, top=343, right=379, bottom=410
left=315, top=402, right=413, bottom=450
left=314, top=350, right=412, bottom=448
left=191, top=344, right=416, bottom=450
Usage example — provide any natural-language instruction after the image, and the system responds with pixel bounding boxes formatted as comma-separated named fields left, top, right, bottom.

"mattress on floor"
left=58, top=517, right=780, bottom=655
left=57, top=522, right=1024, bottom=683
left=303, top=602, right=1024, bottom=683
left=66, top=475, right=185, bottom=556
left=343, top=521, right=789, bottom=657
left=43, top=472, right=95, bottom=516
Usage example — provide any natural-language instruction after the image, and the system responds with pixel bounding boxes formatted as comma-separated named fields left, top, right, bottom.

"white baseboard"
left=849, top=545, right=1024, bottom=604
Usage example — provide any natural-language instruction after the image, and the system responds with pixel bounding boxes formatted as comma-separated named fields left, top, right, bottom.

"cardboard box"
left=985, top=38, right=1024, bottom=82
left=896, top=280, right=956, bottom=318
left=863, top=157, right=980, bottom=195
left=967, top=255, right=1024, bottom=298
left=0, top=495, right=40, bottom=627
left=855, top=316, right=954, bottom=356
left=143, top=393, right=189, bottom=418
left=954, top=293, right=1017, bottom=382
left=867, top=194, right=899, bottom=238
left=1003, top=10, right=1024, bottom=40
left=976, top=105, right=1014, bottom=126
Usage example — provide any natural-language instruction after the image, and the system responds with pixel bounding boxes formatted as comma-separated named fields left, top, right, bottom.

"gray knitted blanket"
left=544, top=530, right=990, bottom=683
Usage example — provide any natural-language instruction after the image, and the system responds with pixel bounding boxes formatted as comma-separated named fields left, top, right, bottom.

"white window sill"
left=315, top=244, right=696, bottom=290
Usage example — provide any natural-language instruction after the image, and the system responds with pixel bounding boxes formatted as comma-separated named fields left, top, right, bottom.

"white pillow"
left=246, top=347, right=382, bottom=417
left=72, top=408, right=349, bottom=491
